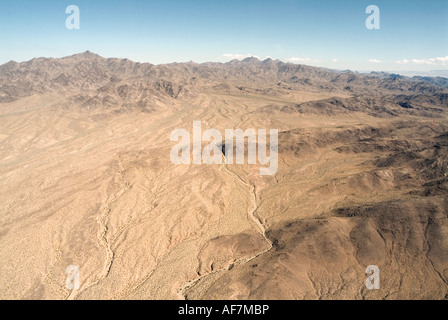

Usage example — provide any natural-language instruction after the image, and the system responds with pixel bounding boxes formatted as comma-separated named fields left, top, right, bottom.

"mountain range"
left=1, top=51, right=447, bottom=111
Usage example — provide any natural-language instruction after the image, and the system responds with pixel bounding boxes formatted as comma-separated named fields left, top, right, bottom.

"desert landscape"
left=0, top=51, right=447, bottom=300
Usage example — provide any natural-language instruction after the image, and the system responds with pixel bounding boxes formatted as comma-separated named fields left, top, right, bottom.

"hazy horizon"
left=0, top=0, right=447, bottom=74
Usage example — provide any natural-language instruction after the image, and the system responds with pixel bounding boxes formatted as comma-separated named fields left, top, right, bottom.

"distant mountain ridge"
left=0, top=51, right=447, bottom=112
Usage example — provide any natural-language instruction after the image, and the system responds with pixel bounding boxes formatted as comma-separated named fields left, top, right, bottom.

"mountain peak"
left=81, top=50, right=98, bottom=57
left=68, top=51, right=103, bottom=60
left=242, top=56, right=260, bottom=63
left=261, top=57, right=280, bottom=65
left=0, top=60, right=19, bottom=73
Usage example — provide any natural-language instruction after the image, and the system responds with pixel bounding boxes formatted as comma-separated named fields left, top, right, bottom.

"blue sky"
left=0, top=0, right=447, bottom=72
